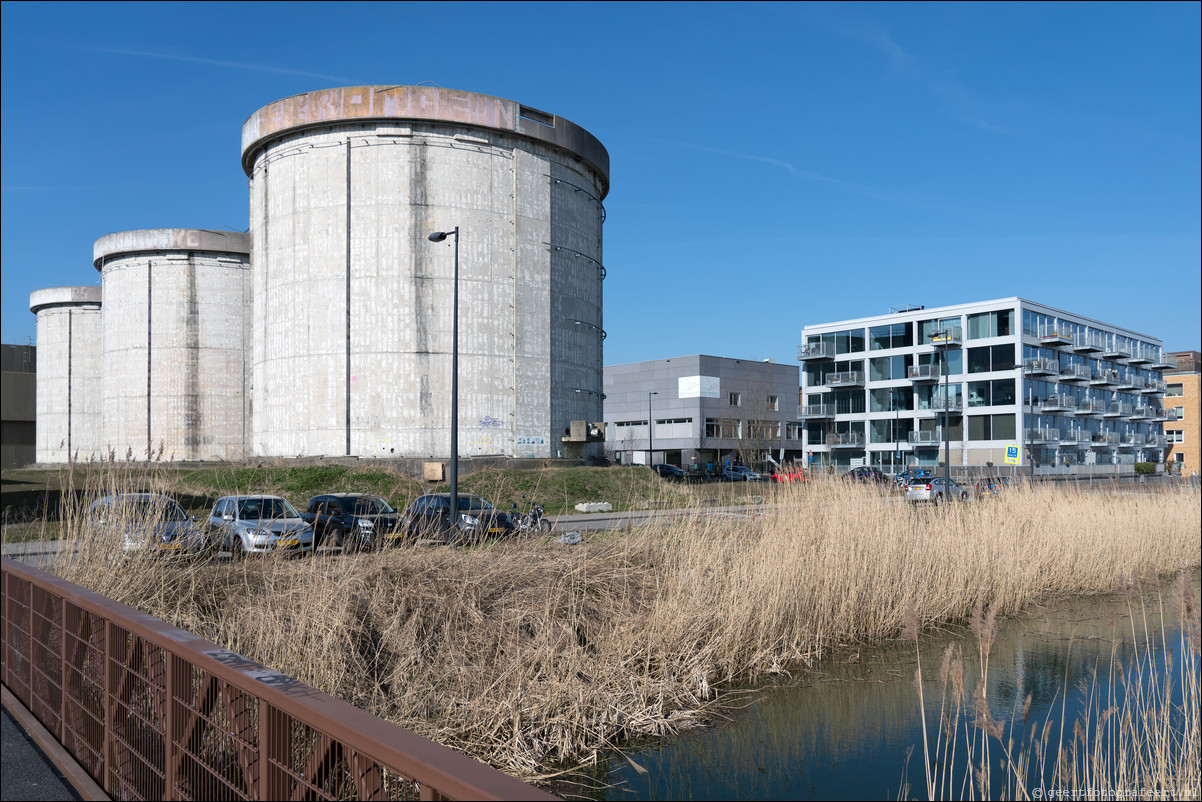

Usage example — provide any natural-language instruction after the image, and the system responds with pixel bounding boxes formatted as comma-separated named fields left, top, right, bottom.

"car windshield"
left=352, top=496, right=395, bottom=515
left=239, top=498, right=300, bottom=520
left=456, top=496, right=494, bottom=511
left=94, top=496, right=187, bottom=522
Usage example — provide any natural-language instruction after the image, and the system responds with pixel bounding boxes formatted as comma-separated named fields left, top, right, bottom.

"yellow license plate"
left=489, top=527, right=505, bottom=534
left=158, top=544, right=183, bottom=551
left=277, top=538, right=299, bottom=547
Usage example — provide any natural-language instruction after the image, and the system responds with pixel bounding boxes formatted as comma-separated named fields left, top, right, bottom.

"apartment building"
left=1163, top=350, right=1200, bottom=476
left=798, top=299, right=1172, bottom=472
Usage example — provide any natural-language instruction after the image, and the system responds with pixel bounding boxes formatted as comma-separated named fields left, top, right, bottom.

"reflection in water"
left=593, top=573, right=1200, bottom=801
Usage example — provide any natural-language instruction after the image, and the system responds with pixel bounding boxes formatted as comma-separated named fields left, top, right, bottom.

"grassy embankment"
left=8, top=465, right=1200, bottom=789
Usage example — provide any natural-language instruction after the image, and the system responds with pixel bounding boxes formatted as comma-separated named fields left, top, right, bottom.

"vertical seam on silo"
left=346, top=138, right=353, bottom=457
left=512, top=150, right=518, bottom=457
left=147, top=259, right=153, bottom=460
left=259, top=164, right=268, bottom=457
left=67, top=309, right=73, bottom=459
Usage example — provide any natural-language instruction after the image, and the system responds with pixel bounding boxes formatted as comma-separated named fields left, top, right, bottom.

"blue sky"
left=3, top=1, right=1199, bottom=365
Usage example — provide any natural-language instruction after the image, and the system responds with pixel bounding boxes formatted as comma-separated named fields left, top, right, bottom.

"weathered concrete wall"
left=95, top=231, right=250, bottom=461
left=244, top=86, right=607, bottom=459
left=30, top=287, right=103, bottom=463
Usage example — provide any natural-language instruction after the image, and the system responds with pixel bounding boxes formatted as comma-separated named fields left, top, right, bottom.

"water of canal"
left=589, top=570, right=1200, bottom=801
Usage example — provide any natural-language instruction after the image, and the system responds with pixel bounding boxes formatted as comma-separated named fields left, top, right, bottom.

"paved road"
left=0, top=706, right=79, bottom=801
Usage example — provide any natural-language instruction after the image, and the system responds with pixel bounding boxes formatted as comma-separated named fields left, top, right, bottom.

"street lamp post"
left=428, top=227, right=460, bottom=533
left=648, top=391, right=659, bottom=468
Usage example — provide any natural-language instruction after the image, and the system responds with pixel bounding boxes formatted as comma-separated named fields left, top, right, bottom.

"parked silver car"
left=905, top=476, right=970, bottom=505
left=88, top=493, right=206, bottom=556
left=207, top=495, right=315, bottom=557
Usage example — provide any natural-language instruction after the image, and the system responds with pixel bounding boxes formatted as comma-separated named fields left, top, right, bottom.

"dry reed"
left=23, top=470, right=1201, bottom=782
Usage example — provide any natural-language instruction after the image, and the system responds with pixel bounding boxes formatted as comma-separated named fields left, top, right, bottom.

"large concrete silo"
left=29, top=286, right=103, bottom=463
left=240, top=86, right=609, bottom=458
left=94, top=229, right=251, bottom=461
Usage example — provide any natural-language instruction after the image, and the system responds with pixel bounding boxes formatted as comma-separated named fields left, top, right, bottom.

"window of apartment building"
left=869, top=354, right=913, bottom=381
left=1166, top=383, right=1184, bottom=397
left=967, top=379, right=1016, bottom=407
left=918, top=383, right=963, bottom=410
left=918, top=349, right=963, bottom=375
left=871, top=387, right=914, bottom=412
left=729, top=392, right=741, bottom=407
left=968, top=343, right=1016, bottom=373
left=1165, top=429, right=1184, bottom=443
left=919, top=316, right=961, bottom=344
left=833, top=388, right=866, bottom=415
left=869, top=322, right=913, bottom=350
left=653, top=418, right=693, bottom=439
left=749, top=420, right=781, bottom=440
left=705, top=418, right=741, bottom=439
left=870, top=418, right=911, bottom=443
left=968, top=414, right=1016, bottom=441
left=766, top=395, right=779, bottom=411
left=967, top=309, right=1013, bottom=339
left=785, top=423, right=804, bottom=440
left=1174, top=406, right=1185, bottom=420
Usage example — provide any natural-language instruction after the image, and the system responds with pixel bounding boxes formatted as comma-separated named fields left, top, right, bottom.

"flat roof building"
left=798, top=298, right=1172, bottom=473
left=1163, top=350, right=1200, bottom=476
left=603, top=355, right=802, bottom=475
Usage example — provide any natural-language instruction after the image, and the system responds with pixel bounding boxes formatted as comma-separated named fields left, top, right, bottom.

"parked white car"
left=207, top=495, right=315, bottom=557
left=88, top=493, right=206, bottom=556
left=905, top=476, right=969, bottom=505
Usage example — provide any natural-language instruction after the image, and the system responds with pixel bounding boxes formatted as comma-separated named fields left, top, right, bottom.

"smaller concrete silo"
left=29, top=286, right=103, bottom=463
left=94, top=230, right=251, bottom=461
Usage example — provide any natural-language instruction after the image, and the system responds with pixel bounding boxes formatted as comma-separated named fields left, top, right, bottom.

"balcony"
left=926, top=397, right=963, bottom=413
left=928, top=327, right=963, bottom=348
left=1023, top=357, right=1058, bottom=376
left=799, top=404, right=837, bottom=419
left=1059, top=429, right=1089, bottom=446
left=1129, top=406, right=1152, bottom=421
left=825, top=432, right=865, bottom=448
left=826, top=370, right=865, bottom=388
left=1092, top=432, right=1120, bottom=446
left=798, top=341, right=836, bottom=361
left=907, top=364, right=941, bottom=383
left=1145, top=434, right=1163, bottom=448
left=1089, top=369, right=1120, bottom=388
left=1101, top=341, right=1131, bottom=361
left=1072, top=331, right=1104, bottom=353
left=1025, top=427, right=1060, bottom=444
left=1103, top=402, right=1133, bottom=419
left=1038, top=393, right=1076, bottom=413
left=1076, top=399, right=1107, bottom=416
left=1119, top=433, right=1146, bottom=448
left=908, top=431, right=940, bottom=447
left=1058, top=364, right=1092, bottom=383
left=1152, top=407, right=1177, bottom=422
left=1126, top=346, right=1152, bottom=366
left=1039, top=328, right=1073, bottom=347
left=1116, top=373, right=1144, bottom=391
left=1148, top=356, right=1175, bottom=371
left=1141, top=380, right=1166, bottom=395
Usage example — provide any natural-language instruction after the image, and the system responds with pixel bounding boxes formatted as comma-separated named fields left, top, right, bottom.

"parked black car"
left=651, top=463, right=686, bottom=481
left=301, top=493, right=401, bottom=551
left=400, top=494, right=515, bottom=543
left=845, top=466, right=889, bottom=484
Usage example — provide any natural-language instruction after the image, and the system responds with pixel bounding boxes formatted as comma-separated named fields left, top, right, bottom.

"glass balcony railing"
left=1023, top=357, right=1058, bottom=376
left=799, top=404, right=837, bottom=419
left=908, top=431, right=940, bottom=446
left=1103, top=402, right=1133, bottom=418
left=1141, top=380, right=1166, bottom=395
left=1072, top=331, right=1105, bottom=352
left=928, top=327, right=963, bottom=347
left=1038, top=325, right=1073, bottom=346
left=1090, top=368, right=1120, bottom=387
left=907, top=364, right=941, bottom=382
left=1025, top=427, right=1060, bottom=443
left=825, top=432, right=865, bottom=448
left=1058, top=364, right=1092, bottom=382
left=1059, top=429, right=1089, bottom=445
left=1101, top=340, right=1131, bottom=360
left=797, top=342, right=836, bottom=361
left=1076, top=399, right=1107, bottom=416
left=1116, top=373, right=1145, bottom=391
left=1129, top=406, right=1152, bottom=420
left=827, top=371, right=865, bottom=387
left=1120, top=433, right=1146, bottom=447
left=1038, top=394, right=1076, bottom=413
left=1092, top=432, right=1120, bottom=446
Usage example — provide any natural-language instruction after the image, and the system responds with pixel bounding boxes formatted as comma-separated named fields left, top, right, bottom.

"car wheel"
left=344, top=530, right=361, bottom=554
left=960, top=491, right=968, bottom=502
left=325, top=524, right=345, bottom=550
left=229, top=535, right=245, bottom=561
left=933, top=493, right=944, bottom=507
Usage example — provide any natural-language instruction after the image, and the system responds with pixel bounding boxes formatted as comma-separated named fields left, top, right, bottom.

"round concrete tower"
left=29, top=286, right=103, bottom=463
left=94, top=229, right=251, bottom=461
left=240, top=86, right=609, bottom=458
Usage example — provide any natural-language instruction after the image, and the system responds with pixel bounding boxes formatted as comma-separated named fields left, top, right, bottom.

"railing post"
left=103, top=619, right=113, bottom=797
left=164, top=652, right=176, bottom=801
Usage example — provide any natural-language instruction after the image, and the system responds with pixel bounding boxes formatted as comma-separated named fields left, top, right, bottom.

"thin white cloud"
left=68, top=45, right=352, bottom=83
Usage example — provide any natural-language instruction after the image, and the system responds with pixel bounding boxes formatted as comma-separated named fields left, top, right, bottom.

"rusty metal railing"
left=1, top=557, right=557, bottom=801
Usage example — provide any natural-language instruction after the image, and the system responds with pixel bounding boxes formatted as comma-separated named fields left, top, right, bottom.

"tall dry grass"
left=30, top=473, right=1201, bottom=781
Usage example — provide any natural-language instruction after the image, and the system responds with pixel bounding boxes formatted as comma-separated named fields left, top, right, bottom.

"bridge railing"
left=1, top=557, right=556, bottom=802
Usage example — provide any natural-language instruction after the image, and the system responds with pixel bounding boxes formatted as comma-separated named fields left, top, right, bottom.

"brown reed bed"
left=23, top=470, right=1201, bottom=783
